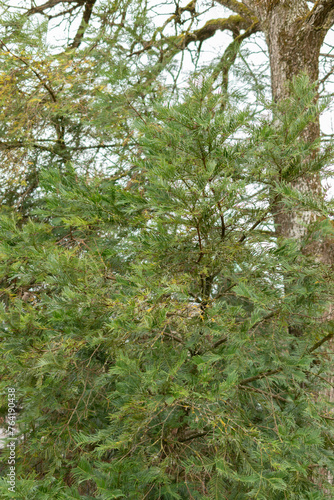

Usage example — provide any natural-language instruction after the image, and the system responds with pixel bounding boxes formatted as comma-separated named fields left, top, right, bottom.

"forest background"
left=1, top=1, right=334, bottom=499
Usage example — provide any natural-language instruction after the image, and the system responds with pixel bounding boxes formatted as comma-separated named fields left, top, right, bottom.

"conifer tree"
left=0, top=0, right=334, bottom=498
left=0, top=75, right=333, bottom=498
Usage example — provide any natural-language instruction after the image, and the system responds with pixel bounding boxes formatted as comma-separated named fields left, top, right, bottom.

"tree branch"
left=163, top=332, right=184, bottom=344
left=207, top=308, right=278, bottom=354
left=239, top=384, right=288, bottom=402
left=130, top=15, right=256, bottom=58
left=307, top=0, right=334, bottom=30
left=0, top=140, right=121, bottom=154
left=238, top=368, right=282, bottom=386
left=27, top=0, right=84, bottom=16
left=309, top=332, right=334, bottom=353
left=70, top=0, right=97, bottom=49
left=248, top=309, right=279, bottom=332
left=0, top=41, right=57, bottom=102
left=212, top=336, right=228, bottom=349
left=238, top=212, right=269, bottom=243
left=160, top=0, right=197, bottom=29
left=183, top=15, right=253, bottom=44
left=319, top=65, right=334, bottom=84
left=214, top=0, right=257, bottom=23
left=179, top=430, right=209, bottom=442
left=212, top=20, right=260, bottom=91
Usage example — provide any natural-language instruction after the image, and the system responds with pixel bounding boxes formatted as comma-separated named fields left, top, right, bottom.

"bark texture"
left=239, top=1, right=334, bottom=261
left=241, top=2, right=334, bottom=490
left=214, top=1, right=334, bottom=240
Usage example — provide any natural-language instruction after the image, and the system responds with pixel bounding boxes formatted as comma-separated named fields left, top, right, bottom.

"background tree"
left=1, top=1, right=333, bottom=233
left=0, top=0, right=334, bottom=498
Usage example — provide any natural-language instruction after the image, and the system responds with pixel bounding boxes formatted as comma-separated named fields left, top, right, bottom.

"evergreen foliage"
left=0, top=71, right=333, bottom=499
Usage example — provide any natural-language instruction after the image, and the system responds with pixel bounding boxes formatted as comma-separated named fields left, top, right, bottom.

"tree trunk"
left=240, top=1, right=334, bottom=257
left=245, top=0, right=334, bottom=490
left=264, top=1, right=324, bottom=237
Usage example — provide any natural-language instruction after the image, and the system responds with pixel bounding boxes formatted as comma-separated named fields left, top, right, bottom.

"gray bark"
left=241, top=1, right=334, bottom=490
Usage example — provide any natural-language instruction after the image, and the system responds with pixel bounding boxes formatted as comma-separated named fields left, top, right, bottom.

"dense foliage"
left=0, top=72, right=333, bottom=498
left=0, top=1, right=334, bottom=499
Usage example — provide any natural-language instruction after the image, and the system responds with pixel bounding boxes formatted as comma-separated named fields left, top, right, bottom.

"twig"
left=309, top=332, right=334, bottom=353
left=179, top=430, right=209, bottom=443
left=238, top=368, right=282, bottom=386
left=0, top=41, right=57, bottom=102
left=239, top=384, right=288, bottom=403
left=163, top=332, right=184, bottom=344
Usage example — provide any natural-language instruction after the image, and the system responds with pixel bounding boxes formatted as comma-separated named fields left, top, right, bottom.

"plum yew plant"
left=0, top=76, right=333, bottom=499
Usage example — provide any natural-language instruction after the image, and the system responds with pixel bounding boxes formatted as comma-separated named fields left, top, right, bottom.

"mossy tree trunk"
left=244, top=1, right=334, bottom=488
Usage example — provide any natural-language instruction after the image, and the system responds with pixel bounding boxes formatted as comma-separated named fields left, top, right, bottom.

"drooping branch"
left=239, top=384, right=289, bottom=402
left=211, top=19, right=260, bottom=91
left=319, top=64, right=334, bottom=83
left=179, top=430, right=210, bottom=442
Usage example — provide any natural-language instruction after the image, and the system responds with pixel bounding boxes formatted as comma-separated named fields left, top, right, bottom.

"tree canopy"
left=0, top=1, right=334, bottom=499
